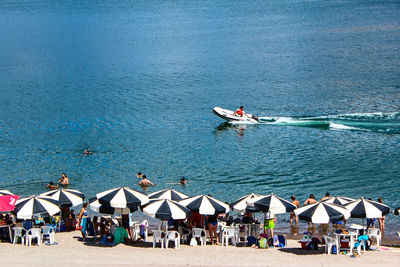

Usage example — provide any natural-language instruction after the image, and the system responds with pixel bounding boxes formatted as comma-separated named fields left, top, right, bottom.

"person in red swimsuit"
left=234, top=106, right=245, bottom=117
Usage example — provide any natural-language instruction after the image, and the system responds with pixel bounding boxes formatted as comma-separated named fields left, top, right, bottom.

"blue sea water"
left=0, top=0, right=399, bottom=235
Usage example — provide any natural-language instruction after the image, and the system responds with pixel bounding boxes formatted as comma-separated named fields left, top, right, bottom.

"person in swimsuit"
left=138, top=175, right=154, bottom=187
left=290, top=195, right=300, bottom=225
left=58, top=173, right=69, bottom=186
left=304, top=194, right=317, bottom=205
left=206, top=214, right=219, bottom=245
left=377, top=198, right=385, bottom=236
left=180, top=177, right=187, bottom=185
left=304, top=194, right=317, bottom=227
left=84, top=149, right=92, bottom=155
left=78, top=202, right=89, bottom=238
left=320, top=192, right=330, bottom=201
left=46, top=181, right=58, bottom=190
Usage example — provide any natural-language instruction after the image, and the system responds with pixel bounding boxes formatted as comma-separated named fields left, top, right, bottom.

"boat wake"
left=256, top=112, right=400, bottom=134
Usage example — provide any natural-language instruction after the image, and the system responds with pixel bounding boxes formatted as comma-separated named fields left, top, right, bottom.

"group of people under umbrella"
left=0, top=187, right=395, bottom=246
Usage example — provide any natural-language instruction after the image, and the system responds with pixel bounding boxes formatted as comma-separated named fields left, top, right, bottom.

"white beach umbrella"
left=148, top=188, right=188, bottom=201
left=179, top=195, right=230, bottom=215
left=13, top=195, right=61, bottom=220
left=142, top=199, right=191, bottom=220
left=89, top=197, right=129, bottom=214
left=294, top=202, right=351, bottom=224
left=41, top=189, right=85, bottom=207
left=246, top=193, right=297, bottom=214
left=230, top=193, right=262, bottom=213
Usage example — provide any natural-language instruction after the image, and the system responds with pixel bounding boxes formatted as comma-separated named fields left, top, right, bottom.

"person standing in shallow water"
left=378, top=198, right=385, bottom=236
left=138, top=175, right=154, bottom=187
left=290, top=195, right=300, bottom=225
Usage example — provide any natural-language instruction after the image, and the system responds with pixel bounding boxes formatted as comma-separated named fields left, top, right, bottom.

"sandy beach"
left=1, top=231, right=399, bottom=267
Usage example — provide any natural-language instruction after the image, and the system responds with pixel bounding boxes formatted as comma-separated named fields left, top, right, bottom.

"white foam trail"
left=329, top=122, right=363, bottom=131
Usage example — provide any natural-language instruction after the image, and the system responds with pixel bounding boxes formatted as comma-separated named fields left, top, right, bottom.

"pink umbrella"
left=0, top=195, right=20, bottom=212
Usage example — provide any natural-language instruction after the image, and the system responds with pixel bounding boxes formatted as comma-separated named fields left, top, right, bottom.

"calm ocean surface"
left=0, top=0, right=399, bottom=235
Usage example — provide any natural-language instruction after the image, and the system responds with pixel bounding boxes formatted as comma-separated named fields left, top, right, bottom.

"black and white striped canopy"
left=246, top=194, right=297, bottom=214
left=230, top=193, right=262, bottom=213
left=294, top=202, right=351, bottom=224
left=96, top=187, right=149, bottom=209
left=0, top=190, right=14, bottom=196
left=148, top=188, right=188, bottom=201
left=179, top=195, right=230, bottom=215
left=13, top=195, right=61, bottom=219
left=88, top=197, right=132, bottom=214
left=345, top=198, right=390, bottom=218
left=321, top=196, right=355, bottom=206
left=41, top=189, right=85, bottom=207
left=142, top=199, right=191, bottom=220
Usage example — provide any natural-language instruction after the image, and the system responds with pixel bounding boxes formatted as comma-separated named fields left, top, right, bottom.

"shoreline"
left=1, top=231, right=399, bottom=266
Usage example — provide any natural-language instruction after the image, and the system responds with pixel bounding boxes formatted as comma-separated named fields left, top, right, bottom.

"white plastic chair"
left=192, top=228, right=206, bottom=246
left=165, top=231, right=180, bottom=249
left=41, top=226, right=55, bottom=244
left=222, top=227, right=237, bottom=247
left=367, top=228, right=381, bottom=247
left=323, top=235, right=337, bottom=254
left=152, top=230, right=165, bottom=248
left=26, top=228, right=42, bottom=247
left=13, top=227, right=26, bottom=245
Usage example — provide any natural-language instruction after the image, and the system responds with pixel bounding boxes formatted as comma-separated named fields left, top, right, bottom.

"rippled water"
left=0, top=0, right=399, bottom=235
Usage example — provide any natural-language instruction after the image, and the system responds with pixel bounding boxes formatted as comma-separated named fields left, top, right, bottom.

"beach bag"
left=259, top=238, right=268, bottom=249
left=190, top=237, right=197, bottom=247
left=332, top=244, right=337, bottom=254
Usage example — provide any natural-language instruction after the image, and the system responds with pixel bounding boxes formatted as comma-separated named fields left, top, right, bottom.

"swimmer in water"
left=46, top=181, right=59, bottom=190
left=138, top=175, right=154, bottom=187
left=58, top=173, right=69, bottom=186
left=84, top=149, right=92, bottom=155
left=180, top=177, right=187, bottom=185
left=136, top=171, right=143, bottom=179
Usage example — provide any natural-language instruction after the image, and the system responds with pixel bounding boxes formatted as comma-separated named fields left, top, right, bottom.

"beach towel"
left=259, top=238, right=268, bottom=249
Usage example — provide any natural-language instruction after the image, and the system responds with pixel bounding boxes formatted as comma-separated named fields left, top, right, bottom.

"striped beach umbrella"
left=142, top=199, right=191, bottom=220
left=321, top=196, right=355, bottom=206
left=13, top=195, right=61, bottom=220
left=95, top=187, right=149, bottom=209
left=294, top=202, right=351, bottom=224
left=246, top=193, right=297, bottom=214
left=230, top=193, right=262, bottom=213
left=89, top=197, right=124, bottom=214
left=41, top=189, right=85, bottom=207
left=148, top=188, right=188, bottom=201
left=0, top=190, right=14, bottom=196
left=179, top=195, right=230, bottom=215
left=345, top=198, right=390, bottom=218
